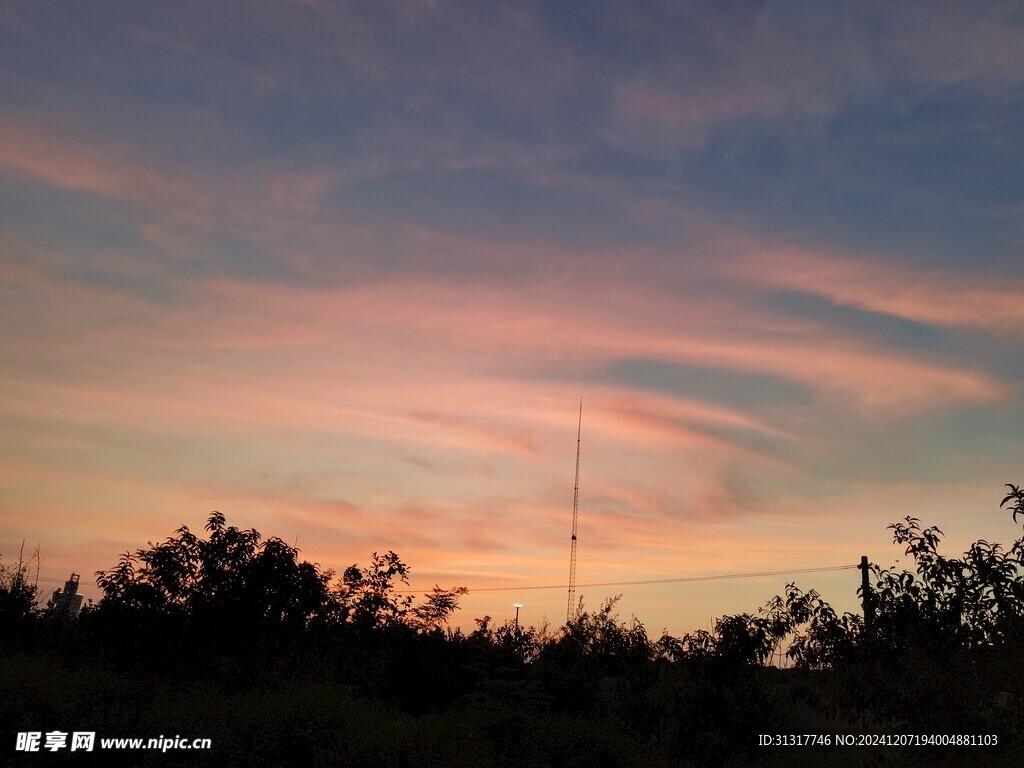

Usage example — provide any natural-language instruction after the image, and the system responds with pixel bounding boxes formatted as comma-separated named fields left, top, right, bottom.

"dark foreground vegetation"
left=3, top=487, right=1024, bottom=767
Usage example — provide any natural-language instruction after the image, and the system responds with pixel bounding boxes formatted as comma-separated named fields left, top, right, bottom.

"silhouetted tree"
left=864, top=515, right=1024, bottom=655
left=90, top=512, right=334, bottom=662
left=0, top=545, right=39, bottom=630
left=784, top=583, right=863, bottom=669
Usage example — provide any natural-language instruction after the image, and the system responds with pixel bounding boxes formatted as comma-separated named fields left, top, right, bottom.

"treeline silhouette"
left=2, top=487, right=1024, bottom=767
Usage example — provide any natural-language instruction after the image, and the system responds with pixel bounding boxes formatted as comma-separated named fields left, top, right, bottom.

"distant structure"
left=567, top=399, right=582, bottom=623
left=50, top=573, right=84, bottom=618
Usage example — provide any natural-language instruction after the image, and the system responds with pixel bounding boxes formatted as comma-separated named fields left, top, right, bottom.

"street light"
left=513, top=603, right=523, bottom=631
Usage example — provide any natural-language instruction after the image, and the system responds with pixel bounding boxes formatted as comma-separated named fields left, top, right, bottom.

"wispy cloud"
left=734, top=246, right=1024, bottom=334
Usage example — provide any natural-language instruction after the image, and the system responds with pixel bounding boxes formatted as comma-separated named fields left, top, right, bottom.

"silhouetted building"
left=51, top=573, right=84, bottom=617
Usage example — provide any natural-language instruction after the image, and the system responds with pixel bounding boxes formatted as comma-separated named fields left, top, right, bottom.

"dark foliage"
left=0, top=545, right=39, bottom=630
left=4, top=488, right=1024, bottom=766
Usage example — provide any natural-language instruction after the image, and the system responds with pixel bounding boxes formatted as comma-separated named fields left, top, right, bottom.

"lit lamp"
left=513, top=603, right=523, bottom=631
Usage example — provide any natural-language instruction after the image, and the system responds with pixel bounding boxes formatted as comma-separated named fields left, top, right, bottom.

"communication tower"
left=567, top=399, right=582, bottom=623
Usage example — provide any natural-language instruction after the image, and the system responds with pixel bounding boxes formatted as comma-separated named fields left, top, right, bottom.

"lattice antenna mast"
left=567, top=398, right=582, bottom=623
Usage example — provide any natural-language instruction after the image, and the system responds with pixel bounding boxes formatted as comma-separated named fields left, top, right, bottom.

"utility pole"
left=859, top=555, right=874, bottom=635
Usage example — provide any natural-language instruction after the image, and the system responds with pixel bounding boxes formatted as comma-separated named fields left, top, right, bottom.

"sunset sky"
left=2, top=1, right=1024, bottom=635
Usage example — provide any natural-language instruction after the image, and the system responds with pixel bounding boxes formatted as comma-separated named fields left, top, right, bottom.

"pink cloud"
left=2, top=247, right=1007, bottom=481
left=0, top=115, right=336, bottom=254
left=733, top=246, right=1024, bottom=334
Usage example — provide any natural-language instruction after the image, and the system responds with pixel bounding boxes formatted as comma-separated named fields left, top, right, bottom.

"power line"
left=392, top=563, right=858, bottom=596
left=0, top=574, right=71, bottom=584
left=466, top=565, right=856, bottom=593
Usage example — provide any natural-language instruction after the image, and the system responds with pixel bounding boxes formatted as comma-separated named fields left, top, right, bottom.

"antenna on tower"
left=567, top=398, right=582, bottom=623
